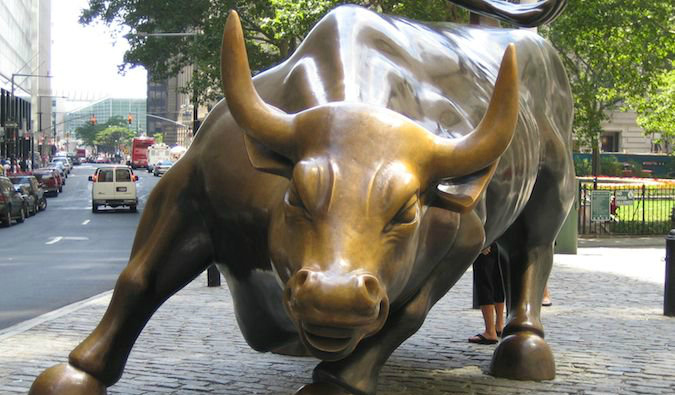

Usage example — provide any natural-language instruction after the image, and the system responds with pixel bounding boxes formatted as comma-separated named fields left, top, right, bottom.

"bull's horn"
left=221, top=11, right=295, bottom=155
left=432, top=44, right=519, bottom=179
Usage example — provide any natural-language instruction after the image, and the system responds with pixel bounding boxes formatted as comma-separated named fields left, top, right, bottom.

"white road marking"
left=45, top=236, right=89, bottom=245
left=82, top=219, right=90, bottom=225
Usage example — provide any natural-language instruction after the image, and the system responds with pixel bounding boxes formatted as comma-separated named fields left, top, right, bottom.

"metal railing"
left=578, top=183, right=675, bottom=235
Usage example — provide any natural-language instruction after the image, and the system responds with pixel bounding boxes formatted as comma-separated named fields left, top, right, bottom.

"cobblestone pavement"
left=1, top=247, right=673, bottom=394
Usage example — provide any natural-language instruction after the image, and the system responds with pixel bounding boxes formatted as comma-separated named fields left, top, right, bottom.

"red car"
left=33, top=169, right=63, bottom=197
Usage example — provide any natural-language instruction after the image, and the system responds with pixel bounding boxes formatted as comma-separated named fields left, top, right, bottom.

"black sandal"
left=468, top=334, right=498, bottom=344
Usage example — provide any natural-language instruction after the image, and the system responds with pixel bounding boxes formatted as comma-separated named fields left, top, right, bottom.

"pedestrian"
left=468, top=242, right=504, bottom=345
left=19, top=158, right=27, bottom=172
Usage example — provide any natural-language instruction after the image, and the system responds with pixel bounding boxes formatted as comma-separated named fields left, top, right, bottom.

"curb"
left=0, top=290, right=112, bottom=341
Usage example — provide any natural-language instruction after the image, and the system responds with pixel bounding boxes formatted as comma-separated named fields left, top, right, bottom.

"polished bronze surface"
left=30, top=4, right=574, bottom=395
left=453, top=0, right=568, bottom=27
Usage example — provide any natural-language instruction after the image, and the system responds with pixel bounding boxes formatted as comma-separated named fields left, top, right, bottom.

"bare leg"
left=542, top=286, right=552, bottom=306
left=495, top=302, right=505, bottom=334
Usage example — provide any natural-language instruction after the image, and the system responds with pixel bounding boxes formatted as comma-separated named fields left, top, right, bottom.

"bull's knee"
left=69, top=266, right=153, bottom=385
left=29, top=363, right=107, bottom=395
left=489, top=331, right=555, bottom=380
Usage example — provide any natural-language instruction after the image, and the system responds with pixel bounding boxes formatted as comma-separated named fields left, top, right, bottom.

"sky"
left=51, top=0, right=147, bottom=100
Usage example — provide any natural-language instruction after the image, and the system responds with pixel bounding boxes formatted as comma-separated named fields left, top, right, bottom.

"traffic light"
left=128, top=114, right=133, bottom=125
left=90, top=115, right=96, bottom=125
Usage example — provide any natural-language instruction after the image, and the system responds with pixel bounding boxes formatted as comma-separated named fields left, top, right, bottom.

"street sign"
left=5, top=122, right=18, bottom=128
left=615, top=190, right=635, bottom=206
left=591, top=190, right=612, bottom=222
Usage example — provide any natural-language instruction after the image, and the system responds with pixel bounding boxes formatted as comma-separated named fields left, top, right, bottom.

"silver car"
left=153, top=160, right=174, bottom=177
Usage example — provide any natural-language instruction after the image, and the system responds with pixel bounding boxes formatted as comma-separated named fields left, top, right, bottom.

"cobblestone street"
left=1, top=246, right=673, bottom=394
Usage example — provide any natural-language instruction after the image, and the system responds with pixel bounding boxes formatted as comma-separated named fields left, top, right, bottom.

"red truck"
left=130, top=137, right=155, bottom=169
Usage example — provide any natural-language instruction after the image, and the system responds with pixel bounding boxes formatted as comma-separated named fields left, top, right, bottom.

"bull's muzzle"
left=284, top=268, right=390, bottom=360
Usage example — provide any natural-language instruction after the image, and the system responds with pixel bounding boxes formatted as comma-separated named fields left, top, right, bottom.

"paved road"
left=0, top=164, right=159, bottom=329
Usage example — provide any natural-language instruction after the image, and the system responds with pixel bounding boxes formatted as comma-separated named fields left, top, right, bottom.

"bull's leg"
left=299, top=210, right=485, bottom=395
left=489, top=167, right=574, bottom=380
left=29, top=164, right=214, bottom=395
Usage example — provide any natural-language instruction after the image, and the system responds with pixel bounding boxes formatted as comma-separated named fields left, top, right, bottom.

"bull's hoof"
left=29, top=363, right=107, bottom=395
left=295, top=382, right=354, bottom=395
left=489, top=332, right=555, bottom=380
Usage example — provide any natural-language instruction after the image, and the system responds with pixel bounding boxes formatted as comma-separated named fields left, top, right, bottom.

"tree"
left=75, top=115, right=130, bottom=148
left=540, top=0, right=674, bottom=173
left=153, top=132, right=164, bottom=144
left=628, top=68, right=675, bottom=151
left=75, top=121, right=104, bottom=147
left=80, top=1, right=465, bottom=104
left=95, top=126, right=136, bottom=154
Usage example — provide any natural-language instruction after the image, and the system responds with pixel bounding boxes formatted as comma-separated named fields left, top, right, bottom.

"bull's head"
left=221, top=11, right=518, bottom=361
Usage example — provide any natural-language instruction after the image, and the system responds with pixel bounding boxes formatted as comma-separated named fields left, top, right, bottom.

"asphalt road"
left=0, top=164, right=160, bottom=329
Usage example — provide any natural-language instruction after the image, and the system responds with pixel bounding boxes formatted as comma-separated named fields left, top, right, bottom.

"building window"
left=600, top=131, right=620, bottom=152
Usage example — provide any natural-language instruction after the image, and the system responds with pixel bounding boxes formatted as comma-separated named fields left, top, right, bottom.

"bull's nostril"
left=361, top=275, right=381, bottom=301
left=296, top=270, right=310, bottom=287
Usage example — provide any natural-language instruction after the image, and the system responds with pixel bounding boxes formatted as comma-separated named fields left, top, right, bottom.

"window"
left=600, top=132, right=620, bottom=152
left=115, top=169, right=131, bottom=182
left=97, top=169, right=114, bottom=182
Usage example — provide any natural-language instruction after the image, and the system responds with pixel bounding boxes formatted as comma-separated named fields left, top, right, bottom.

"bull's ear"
left=431, top=162, right=498, bottom=213
left=243, top=135, right=294, bottom=178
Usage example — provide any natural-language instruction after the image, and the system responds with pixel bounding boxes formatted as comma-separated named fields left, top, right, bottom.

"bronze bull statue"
left=30, top=2, right=574, bottom=394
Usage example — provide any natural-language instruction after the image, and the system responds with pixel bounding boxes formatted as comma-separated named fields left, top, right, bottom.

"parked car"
left=45, top=163, right=67, bottom=183
left=0, top=176, right=28, bottom=226
left=51, top=157, right=71, bottom=174
left=14, top=184, right=37, bottom=216
left=153, top=160, right=174, bottom=177
left=33, top=169, right=63, bottom=196
left=89, top=165, right=139, bottom=212
left=9, top=175, right=47, bottom=212
left=9, top=176, right=47, bottom=211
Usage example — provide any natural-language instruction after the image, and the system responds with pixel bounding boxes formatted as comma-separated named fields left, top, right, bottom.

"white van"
left=89, top=165, right=138, bottom=213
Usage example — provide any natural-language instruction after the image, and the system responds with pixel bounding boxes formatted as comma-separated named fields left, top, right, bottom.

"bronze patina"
left=30, top=1, right=573, bottom=394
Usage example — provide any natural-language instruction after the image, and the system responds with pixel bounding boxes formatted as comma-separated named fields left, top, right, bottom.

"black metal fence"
left=578, top=183, right=675, bottom=235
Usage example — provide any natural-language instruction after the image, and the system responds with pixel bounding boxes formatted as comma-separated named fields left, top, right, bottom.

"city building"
left=599, top=110, right=669, bottom=154
left=0, top=0, right=52, bottom=165
left=146, top=67, right=198, bottom=147
left=64, top=98, right=147, bottom=151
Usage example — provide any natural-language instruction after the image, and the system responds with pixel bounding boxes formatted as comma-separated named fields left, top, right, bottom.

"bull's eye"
left=285, top=184, right=310, bottom=217
left=389, top=195, right=418, bottom=228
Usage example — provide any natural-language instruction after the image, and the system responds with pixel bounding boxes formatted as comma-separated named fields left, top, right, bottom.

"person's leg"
left=542, top=285, right=552, bottom=306
left=495, top=302, right=505, bottom=335
left=481, top=304, right=498, bottom=339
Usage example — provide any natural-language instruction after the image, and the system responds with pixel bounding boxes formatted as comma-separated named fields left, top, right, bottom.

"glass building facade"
left=65, top=98, right=147, bottom=136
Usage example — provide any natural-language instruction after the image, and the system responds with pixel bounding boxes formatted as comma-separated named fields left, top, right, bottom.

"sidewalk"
left=0, top=244, right=672, bottom=394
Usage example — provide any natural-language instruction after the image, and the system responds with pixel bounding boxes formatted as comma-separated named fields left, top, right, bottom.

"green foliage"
left=74, top=122, right=104, bottom=147
left=94, top=126, right=136, bottom=154
left=599, top=155, right=622, bottom=177
left=628, top=67, right=675, bottom=149
left=80, top=0, right=465, bottom=105
left=541, top=0, right=674, bottom=149
left=153, top=133, right=164, bottom=144
left=574, top=158, right=592, bottom=176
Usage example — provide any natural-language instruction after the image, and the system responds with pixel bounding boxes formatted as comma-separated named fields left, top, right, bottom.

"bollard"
left=207, top=264, right=221, bottom=287
left=666, top=229, right=675, bottom=316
